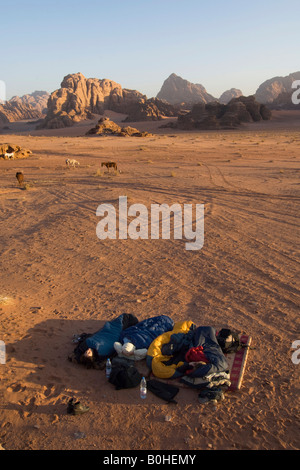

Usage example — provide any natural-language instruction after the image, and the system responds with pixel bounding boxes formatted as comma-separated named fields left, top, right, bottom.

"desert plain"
left=0, top=110, right=299, bottom=451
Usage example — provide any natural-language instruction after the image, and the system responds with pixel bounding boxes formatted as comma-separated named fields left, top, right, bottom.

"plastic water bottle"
left=106, top=358, right=111, bottom=379
left=140, top=377, right=147, bottom=399
left=0, top=341, right=6, bottom=365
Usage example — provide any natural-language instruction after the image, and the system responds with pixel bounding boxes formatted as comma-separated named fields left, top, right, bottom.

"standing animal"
left=101, top=161, right=118, bottom=172
left=16, top=171, right=24, bottom=186
left=66, top=158, right=80, bottom=168
left=5, top=152, right=14, bottom=160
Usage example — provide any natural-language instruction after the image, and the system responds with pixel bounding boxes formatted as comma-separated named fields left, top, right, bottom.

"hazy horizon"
left=2, top=0, right=300, bottom=101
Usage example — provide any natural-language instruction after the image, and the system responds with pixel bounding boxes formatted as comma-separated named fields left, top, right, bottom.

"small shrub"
left=94, top=168, right=103, bottom=177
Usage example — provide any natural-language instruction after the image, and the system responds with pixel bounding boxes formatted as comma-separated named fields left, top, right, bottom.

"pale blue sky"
left=1, top=0, right=299, bottom=100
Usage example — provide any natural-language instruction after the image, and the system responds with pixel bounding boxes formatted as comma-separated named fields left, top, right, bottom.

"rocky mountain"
left=9, top=90, right=49, bottom=115
left=0, top=90, right=49, bottom=126
left=162, top=95, right=271, bottom=131
left=0, top=109, right=10, bottom=126
left=255, top=71, right=300, bottom=106
left=269, top=89, right=300, bottom=110
left=123, top=97, right=178, bottom=122
left=0, top=100, right=41, bottom=125
left=219, top=88, right=243, bottom=104
left=38, top=73, right=177, bottom=129
left=156, top=73, right=215, bottom=106
left=38, top=72, right=146, bottom=129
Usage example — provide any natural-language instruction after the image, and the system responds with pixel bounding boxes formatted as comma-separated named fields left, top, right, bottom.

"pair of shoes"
left=67, top=398, right=90, bottom=415
left=198, top=387, right=224, bottom=404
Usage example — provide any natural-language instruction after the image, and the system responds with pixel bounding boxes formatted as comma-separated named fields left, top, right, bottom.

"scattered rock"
left=51, top=414, right=59, bottom=424
left=73, top=431, right=86, bottom=440
left=0, top=143, right=32, bottom=160
left=86, top=117, right=152, bottom=137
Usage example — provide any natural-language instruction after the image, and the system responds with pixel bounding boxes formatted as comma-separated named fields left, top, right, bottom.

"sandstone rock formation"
left=38, top=73, right=149, bottom=129
left=156, top=73, right=215, bottom=106
left=0, top=100, right=41, bottom=125
left=0, top=143, right=32, bottom=159
left=219, top=88, right=243, bottom=104
left=269, top=90, right=300, bottom=110
left=255, top=71, right=300, bottom=105
left=86, top=117, right=152, bottom=137
left=38, top=73, right=179, bottom=129
left=162, top=96, right=271, bottom=130
left=123, top=97, right=178, bottom=122
left=9, top=91, right=49, bottom=115
left=0, top=110, right=10, bottom=126
left=0, top=91, right=49, bottom=126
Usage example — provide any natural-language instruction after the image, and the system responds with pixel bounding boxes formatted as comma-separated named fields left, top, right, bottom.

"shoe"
left=198, top=387, right=224, bottom=404
left=67, top=398, right=90, bottom=415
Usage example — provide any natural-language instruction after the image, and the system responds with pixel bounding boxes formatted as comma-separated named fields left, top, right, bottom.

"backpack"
left=217, top=328, right=241, bottom=354
left=108, top=357, right=142, bottom=390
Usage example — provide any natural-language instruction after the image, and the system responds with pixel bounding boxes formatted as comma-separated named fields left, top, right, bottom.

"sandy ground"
left=0, top=110, right=299, bottom=451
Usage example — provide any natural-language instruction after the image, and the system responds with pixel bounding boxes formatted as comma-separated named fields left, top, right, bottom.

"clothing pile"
left=146, top=323, right=235, bottom=403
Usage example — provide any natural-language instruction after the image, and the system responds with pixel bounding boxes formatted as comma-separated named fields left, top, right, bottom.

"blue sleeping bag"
left=85, top=313, right=138, bottom=359
left=120, top=315, right=174, bottom=350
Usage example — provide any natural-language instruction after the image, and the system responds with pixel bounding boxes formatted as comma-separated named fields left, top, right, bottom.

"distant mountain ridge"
left=9, top=90, right=49, bottom=114
left=254, top=71, right=300, bottom=108
left=2, top=70, right=298, bottom=129
left=0, top=90, right=49, bottom=125
left=219, top=88, right=243, bottom=104
left=156, top=73, right=216, bottom=105
left=156, top=73, right=244, bottom=106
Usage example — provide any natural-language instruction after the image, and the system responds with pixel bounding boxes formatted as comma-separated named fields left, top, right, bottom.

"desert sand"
left=0, top=110, right=299, bottom=451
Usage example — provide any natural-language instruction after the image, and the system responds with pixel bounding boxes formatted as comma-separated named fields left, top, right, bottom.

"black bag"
left=108, top=357, right=142, bottom=390
left=147, top=379, right=179, bottom=404
left=217, top=328, right=240, bottom=353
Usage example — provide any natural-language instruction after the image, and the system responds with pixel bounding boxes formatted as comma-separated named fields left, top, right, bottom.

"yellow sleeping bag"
left=146, top=320, right=195, bottom=379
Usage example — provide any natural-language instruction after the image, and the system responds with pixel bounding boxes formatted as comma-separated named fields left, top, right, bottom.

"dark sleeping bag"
left=183, top=326, right=229, bottom=379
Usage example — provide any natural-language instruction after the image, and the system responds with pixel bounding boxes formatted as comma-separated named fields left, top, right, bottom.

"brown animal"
left=101, top=161, right=118, bottom=172
left=16, top=171, right=24, bottom=186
